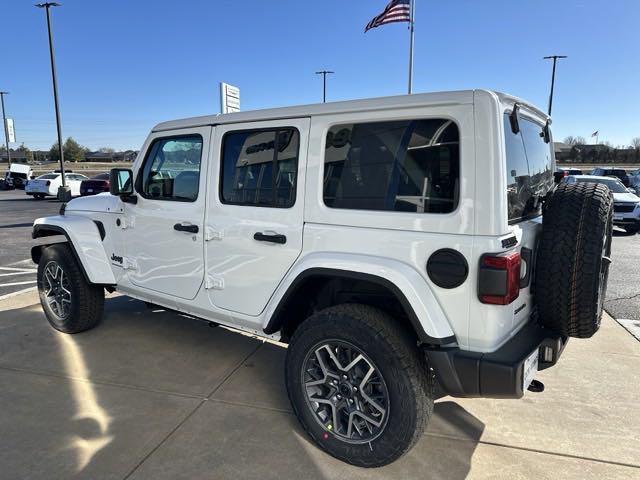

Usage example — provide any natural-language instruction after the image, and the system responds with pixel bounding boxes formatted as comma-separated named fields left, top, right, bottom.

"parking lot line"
left=0, top=280, right=37, bottom=287
left=0, top=286, right=37, bottom=301
left=0, top=271, right=36, bottom=277
left=0, top=266, right=37, bottom=272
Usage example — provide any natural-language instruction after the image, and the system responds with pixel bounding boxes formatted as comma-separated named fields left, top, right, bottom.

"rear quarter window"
left=323, top=118, right=460, bottom=213
left=504, top=114, right=554, bottom=223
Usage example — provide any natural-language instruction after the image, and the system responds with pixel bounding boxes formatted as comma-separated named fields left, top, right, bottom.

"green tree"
left=16, top=143, right=33, bottom=162
left=49, top=137, right=87, bottom=163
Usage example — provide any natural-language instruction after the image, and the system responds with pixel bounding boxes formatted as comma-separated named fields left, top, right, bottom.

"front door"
left=123, top=127, right=211, bottom=300
left=205, top=118, right=309, bottom=316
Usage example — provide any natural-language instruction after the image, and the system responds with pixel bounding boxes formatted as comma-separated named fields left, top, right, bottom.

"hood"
left=65, top=192, right=123, bottom=214
left=612, top=192, right=640, bottom=203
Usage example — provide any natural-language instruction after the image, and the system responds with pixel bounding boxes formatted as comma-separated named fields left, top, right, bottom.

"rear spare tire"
left=535, top=182, right=613, bottom=338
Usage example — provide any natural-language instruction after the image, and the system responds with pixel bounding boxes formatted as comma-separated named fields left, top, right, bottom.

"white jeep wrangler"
left=31, top=90, right=613, bottom=467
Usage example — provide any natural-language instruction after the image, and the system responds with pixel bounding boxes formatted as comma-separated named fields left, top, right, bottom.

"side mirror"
left=109, top=168, right=136, bottom=203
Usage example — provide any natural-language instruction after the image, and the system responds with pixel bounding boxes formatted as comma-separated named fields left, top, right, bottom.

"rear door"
left=205, top=118, right=309, bottom=316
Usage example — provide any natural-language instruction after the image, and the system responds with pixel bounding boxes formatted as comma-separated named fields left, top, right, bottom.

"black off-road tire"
left=37, top=243, right=104, bottom=333
left=34, top=193, right=45, bottom=200
left=535, top=182, right=613, bottom=338
left=285, top=304, right=433, bottom=468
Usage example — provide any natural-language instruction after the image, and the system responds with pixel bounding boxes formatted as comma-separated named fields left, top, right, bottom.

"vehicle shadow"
left=612, top=229, right=636, bottom=237
left=0, top=295, right=485, bottom=479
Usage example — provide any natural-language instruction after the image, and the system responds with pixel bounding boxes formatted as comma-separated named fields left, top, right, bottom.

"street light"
left=36, top=2, right=70, bottom=201
left=543, top=55, right=567, bottom=117
left=0, top=91, right=10, bottom=167
left=315, top=70, right=334, bottom=103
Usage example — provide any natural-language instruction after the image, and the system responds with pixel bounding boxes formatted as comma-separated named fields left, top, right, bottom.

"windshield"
left=576, top=177, right=627, bottom=193
left=38, top=174, right=59, bottom=180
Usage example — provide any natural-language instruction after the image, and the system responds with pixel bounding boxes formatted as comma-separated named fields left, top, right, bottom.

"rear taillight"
left=478, top=251, right=521, bottom=305
left=46, top=181, right=51, bottom=186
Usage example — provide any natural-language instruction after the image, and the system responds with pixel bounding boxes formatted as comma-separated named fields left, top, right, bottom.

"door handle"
left=174, top=223, right=199, bottom=234
left=253, top=232, right=287, bottom=244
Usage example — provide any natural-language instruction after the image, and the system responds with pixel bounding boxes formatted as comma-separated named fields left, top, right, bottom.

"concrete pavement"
left=1, top=291, right=639, bottom=479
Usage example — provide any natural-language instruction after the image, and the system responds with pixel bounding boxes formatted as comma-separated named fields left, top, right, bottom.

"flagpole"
left=408, top=0, right=415, bottom=94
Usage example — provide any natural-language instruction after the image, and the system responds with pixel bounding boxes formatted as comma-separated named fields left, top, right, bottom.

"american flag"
left=365, top=0, right=411, bottom=32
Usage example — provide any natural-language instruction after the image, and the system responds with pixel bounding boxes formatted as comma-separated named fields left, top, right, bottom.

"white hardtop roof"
left=152, top=89, right=548, bottom=132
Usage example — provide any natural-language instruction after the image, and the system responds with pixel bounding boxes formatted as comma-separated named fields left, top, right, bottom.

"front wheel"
left=37, top=243, right=104, bottom=333
left=285, top=304, right=433, bottom=467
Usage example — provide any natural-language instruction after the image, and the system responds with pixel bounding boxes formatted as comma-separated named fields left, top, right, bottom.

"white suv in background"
left=564, top=174, right=640, bottom=233
left=30, top=90, right=613, bottom=467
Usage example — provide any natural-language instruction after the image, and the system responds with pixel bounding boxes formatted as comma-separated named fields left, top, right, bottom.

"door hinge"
left=118, top=217, right=134, bottom=230
left=205, top=276, right=224, bottom=290
left=124, top=257, right=137, bottom=270
left=204, top=227, right=223, bottom=241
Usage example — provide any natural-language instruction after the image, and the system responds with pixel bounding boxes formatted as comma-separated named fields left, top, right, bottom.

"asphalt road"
left=0, top=190, right=61, bottom=298
left=0, top=189, right=638, bottom=329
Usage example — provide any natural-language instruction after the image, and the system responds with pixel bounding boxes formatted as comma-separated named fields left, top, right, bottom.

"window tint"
left=323, top=119, right=459, bottom=213
left=139, top=135, right=202, bottom=201
left=38, top=174, right=58, bottom=179
left=220, top=128, right=299, bottom=207
left=504, top=114, right=554, bottom=223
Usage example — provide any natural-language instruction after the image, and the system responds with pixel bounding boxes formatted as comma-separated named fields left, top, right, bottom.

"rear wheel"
left=37, top=243, right=104, bottom=333
left=285, top=304, right=433, bottom=467
left=535, top=182, right=613, bottom=338
left=34, top=193, right=45, bottom=200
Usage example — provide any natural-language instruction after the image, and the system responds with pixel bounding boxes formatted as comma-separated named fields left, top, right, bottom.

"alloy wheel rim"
left=301, top=340, right=390, bottom=444
left=43, top=261, right=72, bottom=319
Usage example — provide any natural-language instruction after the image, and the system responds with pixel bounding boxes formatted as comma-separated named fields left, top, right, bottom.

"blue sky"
left=2, top=0, right=639, bottom=151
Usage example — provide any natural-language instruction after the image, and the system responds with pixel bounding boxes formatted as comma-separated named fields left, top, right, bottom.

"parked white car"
left=25, top=172, right=88, bottom=199
left=31, top=90, right=613, bottom=467
left=564, top=174, right=640, bottom=233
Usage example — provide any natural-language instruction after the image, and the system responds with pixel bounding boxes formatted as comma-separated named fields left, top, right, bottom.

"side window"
left=220, top=128, right=299, bottom=208
left=323, top=119, right=460, bottom=213
left=138, top=135, right=203, bottom=201
left=504, top=113, right=554, bottom=223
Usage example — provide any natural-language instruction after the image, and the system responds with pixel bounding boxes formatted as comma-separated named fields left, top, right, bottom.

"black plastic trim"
left=425, top=322, right=567, bottom=399
left=93, top=221, right=106, bottom=241
left=264, top=267, right=456, bottom=345
left=501, top=236, right=517, bottom=249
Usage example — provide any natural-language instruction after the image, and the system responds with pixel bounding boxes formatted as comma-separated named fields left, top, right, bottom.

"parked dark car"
left=80, top=172, right=110, bottom=196
left=590, top=167, right=630, bottom=187
left=553, top=167, right=583, bottom=183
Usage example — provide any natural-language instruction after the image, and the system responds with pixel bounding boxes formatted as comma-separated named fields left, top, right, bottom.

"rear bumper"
left=425, top=322, right=567, bottom=399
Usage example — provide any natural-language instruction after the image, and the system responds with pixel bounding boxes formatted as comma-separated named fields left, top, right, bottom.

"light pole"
left=543, top=55, right=567, bottom=117
left=315, top=70, right=334, bottom=103
left=0, top=91, right=10, bottom=167
left=36, top=2, right=70, bottom=201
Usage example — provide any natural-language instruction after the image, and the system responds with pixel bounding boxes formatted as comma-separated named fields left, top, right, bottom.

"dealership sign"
left=5, top=118, right=15, bottom=143
left=220, top=82, right=240, bottom=114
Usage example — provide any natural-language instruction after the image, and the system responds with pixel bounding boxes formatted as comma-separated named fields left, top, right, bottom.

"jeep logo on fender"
left=111, top=253, right=123, bottom=265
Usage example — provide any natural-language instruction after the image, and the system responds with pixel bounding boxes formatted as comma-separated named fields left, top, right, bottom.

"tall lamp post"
left=543, top=55, right=567, bottom=117
left=36, top=2, right=70, bottom=201
left=0, top=91, right=10, bottom=168
left=315, top=70, right=334, bottom=103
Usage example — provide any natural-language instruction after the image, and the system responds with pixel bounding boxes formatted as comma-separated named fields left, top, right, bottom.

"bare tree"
left=631, top=137, right=640, bottom=148
left=575, top=136, right=586, bottom=145
left=563, top=136, right=577, bottom=145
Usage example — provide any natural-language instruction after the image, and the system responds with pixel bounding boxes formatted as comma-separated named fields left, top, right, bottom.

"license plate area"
left=522, top=349, right=538, bottom=392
